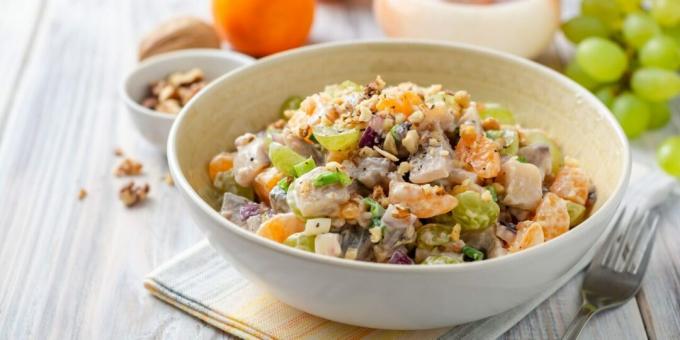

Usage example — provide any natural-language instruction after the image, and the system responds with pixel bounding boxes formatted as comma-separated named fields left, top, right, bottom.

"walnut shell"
left=138, top=17, right=221, bottom=61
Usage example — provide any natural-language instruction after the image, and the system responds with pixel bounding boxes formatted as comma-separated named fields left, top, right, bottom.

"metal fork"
left=562, top=208, right=660, bottom=340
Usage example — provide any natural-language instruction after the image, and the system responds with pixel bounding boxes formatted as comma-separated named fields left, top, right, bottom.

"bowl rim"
left=168, top=39, right=631, bottom=273
left=120, top=48, right=255, bottom=121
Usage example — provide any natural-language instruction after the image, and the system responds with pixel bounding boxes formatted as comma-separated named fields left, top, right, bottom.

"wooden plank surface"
left=0, top=0, right=47, bottom=139
left=0, top=0, right=677, bottom=339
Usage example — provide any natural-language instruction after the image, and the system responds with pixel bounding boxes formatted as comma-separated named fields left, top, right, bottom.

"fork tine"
left=612, top=210, right=649, bottom=272
left=627, top=214, right=660, bottom=274
left=595, top=207, right=627, bottom=267
left=603, top=208, right=638, bottom=268
left=622, top=213, right=655, bottom=272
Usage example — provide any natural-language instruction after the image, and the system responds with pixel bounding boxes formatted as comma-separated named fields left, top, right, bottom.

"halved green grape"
left=562, top=15, right=610, bottom=43
left=213, top=170, right=255, bottom=200
left=417, top=224, right=453, bottom=248
left=665, top=24, right=680, bottom=45
left=268, top=142, right=307, bottom=177
left=480, top=103, right=516, bottom=124
left=284, top=232, right=316, bottom=252
left=422, top=255, right=461, bottom=265
left=651, top=0, right=680, bottom=27
left=623, top=13, right=661, bottom=48
left=648, top=101, right=672, bottom=130
left=631, top=67, right=680, bottom=101
left=566, top=201, right=587, bottom=227
left=657, top=136, right=680, bottom=177
left=611, top=93, right=651, bottom=138
left=595, top=85, right=618, bottom=108
left=485, top=129, right=519, bottom=156
left=639, top=35, right=680, bottom=70
left=279, top=96, right=302, bottom=116
left=312, top=126, right=361, bottom=151
left=523, top=130, right=564, bottom=175
left=575, top=38, right=628, bottom=82
left=450, top=191, right=500, bottom=232
left=565, top=60, right=601, bottom=90
left=581, top=0, right=622, bottom=29
left=616, top=0, right=641, bottom=13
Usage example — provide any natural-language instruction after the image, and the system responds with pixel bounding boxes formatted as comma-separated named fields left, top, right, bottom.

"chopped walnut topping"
left=451, top=224, right=462, bottom=241
left=365, top=75, right=386, bottom=97
left=119, top=181, right=150, bottom=207
left=373, top=146, right=399, bottom=162
left=397, top=162, right=412, bottom=176
left=78, top=188, right=88, bottom=200
left=115, top=158, right=143, bottom=177
left=453, top=90, right=471, bottom=108
left=408, top=110, right=424, bottom=123
left=481, top=117, right=501, bottom=131
left=391, top=205, right=412, bottom=219
left=402, top=130, right=419, bottom=154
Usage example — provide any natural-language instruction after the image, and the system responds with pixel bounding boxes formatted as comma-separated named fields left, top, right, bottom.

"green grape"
left=450, top=191, right=500, bottom=232
left=595, top=85, right=618, bottom=107
left=561, top=15, right=610, bottom=43
left=565, top=60, right=601, bottom=90
left=523, top=130, right=565, bottom=175
left=657, top=136, right=680, bottom=177
left=279, top=96, right=302, bottom=116
left=575, top=37, right=628, bottom=82
left=268, top=142, right=307, bottom=177
left=582, top=0, right=622, bottom=29
left=639, top=35, right=680, bottom=69
left=665, top=24, right=680, bottom=45
left=623, top=12, right=661, bottom=48
left=479, top=103, right=516, bottom=124
left=312, top=126, right=360, bottom=152
left=566, top=201, right=587, bottom=226
left=648, top=101, right=672, bottom=129
left=611, top=93, right=651, bottom=138
left=416, top=224, right=453, bottom=248
left=651, top=0, right=680, bottom=27
left=422, top=255, right=460, bottom=265
left=213, top=170, right=255, bottom=200
left=616, top=0, right=641, bottom=13
left=284, top=232, right=316, bottom=252
left=485, top=128, right=519, bottom=156
left=631, top=67, right=680, bottom=101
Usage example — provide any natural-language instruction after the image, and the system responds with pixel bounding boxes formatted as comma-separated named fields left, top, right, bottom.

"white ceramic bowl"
left=168, top=41, right=630, bottom=330
left=121, top=49, right=254, bottom=150
left=374, top=0, right=560, bottom=58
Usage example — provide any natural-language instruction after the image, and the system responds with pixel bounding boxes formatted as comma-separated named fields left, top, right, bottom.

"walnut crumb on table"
left=119, top=181, right=150, bottom=207
left=113, top=147, right=124, bottom=157
left=163, top=173, right=174, bottom=186
left=114, top=158, right=143, bottom=176
left=78, top=188, right=87, bottom=200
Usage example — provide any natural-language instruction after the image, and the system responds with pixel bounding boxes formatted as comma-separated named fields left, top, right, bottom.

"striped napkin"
left=144, top=163, right=675, bottom=340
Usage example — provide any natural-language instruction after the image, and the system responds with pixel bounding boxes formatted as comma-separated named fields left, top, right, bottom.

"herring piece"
left=499, top=158, right=543, bottom=210
left=233, top=133, right=270, bottom=187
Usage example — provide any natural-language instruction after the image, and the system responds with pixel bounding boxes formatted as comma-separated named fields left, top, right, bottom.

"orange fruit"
left=212, top=0, right=315, bottom=57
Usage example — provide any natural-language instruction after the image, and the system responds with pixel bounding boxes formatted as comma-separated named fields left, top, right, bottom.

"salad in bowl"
left=207, top=76, right=595, bottom=265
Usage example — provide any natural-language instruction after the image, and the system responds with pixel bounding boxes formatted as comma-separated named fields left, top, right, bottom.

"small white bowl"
left=121, top=49, right=255, bottom=150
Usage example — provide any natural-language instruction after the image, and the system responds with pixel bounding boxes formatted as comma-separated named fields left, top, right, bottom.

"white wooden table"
left=1, top=0, right=678, bottom=339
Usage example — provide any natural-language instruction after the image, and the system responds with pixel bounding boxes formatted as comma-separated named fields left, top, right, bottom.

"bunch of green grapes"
left=562, top=0, right=680, bottom=177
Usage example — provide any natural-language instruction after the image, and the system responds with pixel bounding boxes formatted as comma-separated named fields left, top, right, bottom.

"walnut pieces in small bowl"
left=121, top=49, right=254, bottom=151
left=142, top=68, right=208, bottom=115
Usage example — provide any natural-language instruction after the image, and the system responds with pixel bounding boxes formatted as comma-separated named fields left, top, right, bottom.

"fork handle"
left=562, top=302, right=598, bottom=340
